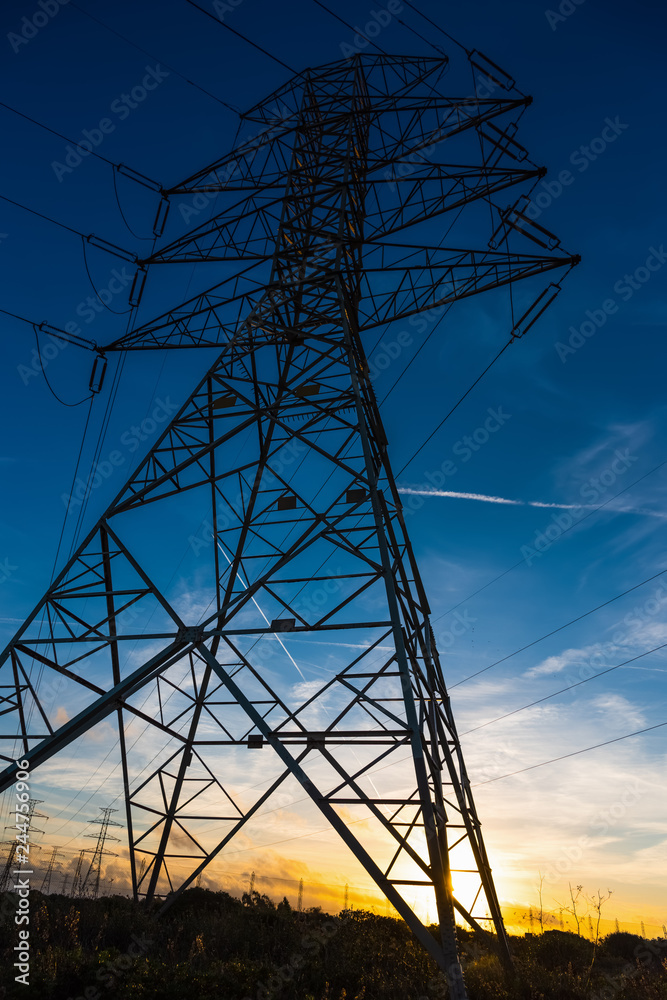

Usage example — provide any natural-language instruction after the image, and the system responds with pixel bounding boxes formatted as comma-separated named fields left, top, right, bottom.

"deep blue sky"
left=1, top=0, right=666, bottom=923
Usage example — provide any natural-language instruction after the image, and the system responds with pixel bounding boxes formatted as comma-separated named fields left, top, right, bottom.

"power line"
left=0, top=305, right=47, bottom=327
left=473, top=720, right=667, bottom=786
left=0, top=191, right=84, bottom=240
left=396, top=337, right=513, bottom=477
left=462, top=641, right=667, bottom=735
left=185, top=0, right=300, bottom=76
left=381, top=1, right=447, bottom=56
left=451, top=567, right=667, bottom=688
left=0, top=99, right=163, bottom=225
left=0, top=100, right=123, bottom=171
left=70, top=2, right=241, bottom=115
left=400, top=0, right=470, bottom=55
left=33, top=327, right=94, bottom=408
left=377, top=204, right=467, bottom=405
left=310, top=0, right=390, bottom=56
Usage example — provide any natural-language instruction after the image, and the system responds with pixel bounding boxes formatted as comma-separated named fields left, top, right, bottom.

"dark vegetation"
left=1, top=888, right=666, bottom=1000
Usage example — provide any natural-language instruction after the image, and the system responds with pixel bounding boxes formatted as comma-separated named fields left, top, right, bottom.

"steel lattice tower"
left=79, top=807, right=122, bottom=900
left=0, top=842, right=18, bottom=893
left=0, top=54, right=577, bottom=995
left=39, top=846, right=61, bottom=894
left=71, top=850, right=86, bottom=898
left=1, top=798, right=46, bottom=890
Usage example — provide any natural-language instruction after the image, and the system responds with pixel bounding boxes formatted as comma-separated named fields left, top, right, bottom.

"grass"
left=1, top=888, right=666, bottom=1000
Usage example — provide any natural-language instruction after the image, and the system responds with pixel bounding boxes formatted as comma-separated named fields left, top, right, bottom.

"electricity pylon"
left=0, top=799, right=46, bottom=890
left=0, top=53, right=577, bottom=996
left=71, top=850, right=87, bottom=898
left=79, top=808, right=122, bottom=900
left=39, top=846, right=61, bottom=894
left=0, top=842, right=18, bottom=892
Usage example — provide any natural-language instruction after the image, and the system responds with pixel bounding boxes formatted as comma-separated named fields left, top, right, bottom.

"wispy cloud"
left=397, top=488, right=667, bottom=518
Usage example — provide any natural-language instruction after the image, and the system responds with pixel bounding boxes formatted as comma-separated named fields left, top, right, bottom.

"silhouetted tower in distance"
left=1, top=798, right=47, bottom=891
left=0, top=842, right=17, bottom=893
left=71, top=850, right=86, bottom=898
left=79, top=808, right=122, bottom=900
left=39, top=846, right=61, bottom=894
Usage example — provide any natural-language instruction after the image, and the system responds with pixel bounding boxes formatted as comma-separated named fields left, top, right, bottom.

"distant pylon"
left=6, top=797, right=47, bottom=839
left=61, top=873, right=70, bottom=895
left=39, top=846, right=61, bottom=893
left=72, top=850, right=86, bottom=897
left=79, top=808, right=122, bottom=899
left=1, top=798, right=47, bottom=890
left=248, top=870, right=255, bottom=896
left=0, top=842, right=17, bottom=892
left=344, top=883, right=349, bottom=911
left=137, top=856, right=147, bottom=894
left=297, top=878, right=303, bottom=912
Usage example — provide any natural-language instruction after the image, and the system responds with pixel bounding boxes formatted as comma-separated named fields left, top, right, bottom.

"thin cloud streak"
left=397, top=488, right=667, bottom=518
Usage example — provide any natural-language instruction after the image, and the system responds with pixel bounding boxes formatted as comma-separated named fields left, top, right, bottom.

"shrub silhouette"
left=2, top=890, right=666, bottom=1000
left=522, top=928, right=593, bottom=970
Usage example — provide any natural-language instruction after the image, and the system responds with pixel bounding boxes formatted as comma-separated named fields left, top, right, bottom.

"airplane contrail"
left=396, top=488, right=667, bottom=518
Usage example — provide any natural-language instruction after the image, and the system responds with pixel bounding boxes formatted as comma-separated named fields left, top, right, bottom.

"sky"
left=0, top=0, right=666, bottom=935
